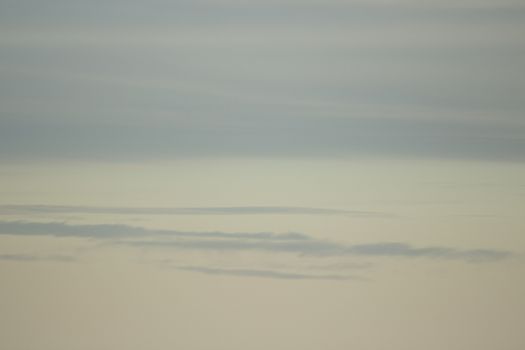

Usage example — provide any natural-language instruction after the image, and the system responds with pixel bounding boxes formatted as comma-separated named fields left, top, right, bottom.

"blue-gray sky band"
left=1, top=0, right=524, bottom=162
left=1, top=116, right=524, bottom=161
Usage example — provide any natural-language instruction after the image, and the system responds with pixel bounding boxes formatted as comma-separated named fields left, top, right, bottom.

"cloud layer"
left=176, top=266, right=356, bottom=281
left=0, top=221, right=511, bottom=263
left=0, top=205, right=385, bottom=217
left=0, top=253, right=75, bottom=262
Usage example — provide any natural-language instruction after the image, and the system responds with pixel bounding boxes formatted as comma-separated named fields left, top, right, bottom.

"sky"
left=1, top=1, right=524, bottom=349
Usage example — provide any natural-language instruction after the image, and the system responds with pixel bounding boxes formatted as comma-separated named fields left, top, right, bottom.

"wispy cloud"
left=176, top=266, right=356, bottom=281
left=127, top=238, right=511, bottom=263
left=0, top=221, right=310, bottom=241
left=0, top=205, right=386, bottom=217
left=0, top=253, right=75, bottom=262
left=0, top=221, right=511, bottom=263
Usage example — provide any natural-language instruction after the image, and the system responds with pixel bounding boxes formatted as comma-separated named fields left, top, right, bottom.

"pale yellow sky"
left=0, top=159, right=524, bottom=349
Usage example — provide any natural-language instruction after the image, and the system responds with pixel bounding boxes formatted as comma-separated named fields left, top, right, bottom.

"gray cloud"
left=176, top=266, right=355, bottom=281
left=0, top=253, right=75, bottom=262
left=0, top=221, right=310, bottom=241
left=0, top=221, right=511, bottom=263
left=0, top=221, right=151, bottom=239
left=0, top=205, right=385, bottom=217
left=346, top=242, right=511, bottom=262
left=128, top=238, right=511, bottom=262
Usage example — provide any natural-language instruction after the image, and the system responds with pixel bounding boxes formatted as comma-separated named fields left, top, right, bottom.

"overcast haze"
left=1, top=1, right=524, bottom=349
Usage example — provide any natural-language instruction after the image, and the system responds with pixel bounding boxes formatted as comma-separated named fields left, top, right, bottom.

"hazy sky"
left=1, top=1, right=524, bottom=349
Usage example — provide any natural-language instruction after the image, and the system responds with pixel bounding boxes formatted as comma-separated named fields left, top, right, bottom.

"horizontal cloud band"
left=0, top=205, right=386, bottom=217
left=0, top=221, right=511, bottom=262
left=176, top=266, right=356, bottom=281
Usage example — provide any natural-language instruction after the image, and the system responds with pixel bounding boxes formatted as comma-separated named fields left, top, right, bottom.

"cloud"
left=0, top=221, right=310, bottom=241
left=0, top=253, right=75, bottom=262
left=0, top=205, right=386, bottom=217
left=176, top=266, right=356, bottom=281
left=127, top=238, right=511, bottom=262
left=0, top=221, right=150, bottom=239
left=346, top=242, right=511, bottom=262
left=0, top=221, right=511, bottom=263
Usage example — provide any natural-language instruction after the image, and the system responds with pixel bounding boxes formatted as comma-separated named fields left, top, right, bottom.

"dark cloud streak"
left=176, top=266, right=356, bottom=281
left=0, top=205, right=386, bottom=217
left=0, top=221, right=511, bottom=263
left=0, top=221, right=310, bottom=241
left=127, top=238, right=511, bottom=262
left=0, top=253, right=75, bottom=262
